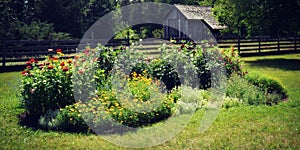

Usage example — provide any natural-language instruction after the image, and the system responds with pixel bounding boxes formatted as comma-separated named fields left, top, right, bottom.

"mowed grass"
left=0, top=54, right=300, bottom=149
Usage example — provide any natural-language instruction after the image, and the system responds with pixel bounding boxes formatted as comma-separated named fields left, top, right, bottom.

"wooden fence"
left=0, top=39, right=130, bottom=72
left=217, top=36, right=300, bottom=56
left=1, top=36, right=299, bottom=72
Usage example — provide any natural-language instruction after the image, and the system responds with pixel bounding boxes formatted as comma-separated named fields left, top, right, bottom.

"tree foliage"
left=1, top=0, right=299, bottom=40
left=213, top=0, right=300, bottom=36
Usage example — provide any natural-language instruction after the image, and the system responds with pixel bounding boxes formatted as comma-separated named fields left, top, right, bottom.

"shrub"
left=244, top=72, right=288, bottom=104
left=149, top=59, right=181, bottom=91
left=220, top=47, right=243, bottom=77
left=226, top=74, right=266, bottom=105
left=20, top=53, right=74, bottom=117
left=173, top=86, right=209, bottom=115
left=140, top=43, right=242, bottom=91
left=57, top=72, right=177, bottom=130
left=222, top=97, right=244, bottom=109
left=54, top=104, right=90, bottom=133
left=102, top=72, right=175, bottom=127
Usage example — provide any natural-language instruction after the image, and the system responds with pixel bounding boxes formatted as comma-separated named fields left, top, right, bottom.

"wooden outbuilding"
left=163, top=4, right=225, bottom=41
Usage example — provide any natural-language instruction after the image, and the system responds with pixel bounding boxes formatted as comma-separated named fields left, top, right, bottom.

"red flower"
left=26, top=61, right=31, bottom=65
left=39, top=63, right=45, bottom=68
left=60, top=62, right=65, bottom=66
left=62, top=67, right=69, bottom=72
left=26, top=66, right=31, bottom=69
left=21, top=71, right=28, bottom=76
left=56, top=49, right=62, bottom=53
left=30, top=58, right=35, bottom=63
left=50, top=57, right=59, bottom=61
left=48, top=65, right=54, bottom=69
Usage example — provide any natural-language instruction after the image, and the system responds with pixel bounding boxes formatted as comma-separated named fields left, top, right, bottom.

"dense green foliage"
left=226, top=74, right=266, bottom=106
left=245, top=72, right=288, bottom=105
left=2, top=0, right=297, bottom=40
left=20, top=55, right=74, bottom=117
left=213, top=0, right=300, bottom=36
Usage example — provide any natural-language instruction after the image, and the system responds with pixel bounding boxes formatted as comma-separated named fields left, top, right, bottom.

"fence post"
left=237, top=36, right=241, bottom=53
left=49, top=34, right=53, bottom=57
left=295, top=36, right=297, bottom=51
left=2, top=40, right=6, bottom=72
left=277, top=36, right=280, bottom=52
left=258, top=37, right=261, bottom=53
left=127, top=29, right=130, bottom=46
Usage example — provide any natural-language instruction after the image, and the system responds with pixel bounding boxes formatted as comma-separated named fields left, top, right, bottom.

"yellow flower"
left=57, top=52, right=65, bottom=56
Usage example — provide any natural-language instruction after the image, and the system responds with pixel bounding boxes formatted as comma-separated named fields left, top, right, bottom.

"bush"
left=20, top=52, right=74, bottom=117
left=244, top=72, right=288, bottom=104
left=55, top=104, right=90, bottom=133
left=102, top=72, right=175, bottom=127
left=173, top=86, right=210, bottom=115
left=226, top=74, right=266, bottom=105
left=58, top=72, right=177, bottom=130
left=220, top=47, right=243, bottom=76
left=148, top=44, right=243, bottom=91
left=222, top=97, right=244, bottom=108
left=149, top=59, right=181, bottom=91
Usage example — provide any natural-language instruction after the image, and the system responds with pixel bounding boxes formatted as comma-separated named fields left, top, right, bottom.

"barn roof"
left=173, top=4, right=226, bottom=30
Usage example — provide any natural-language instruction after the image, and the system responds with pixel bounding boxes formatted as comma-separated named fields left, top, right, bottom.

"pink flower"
left=29, top=89, right=35, bottom=94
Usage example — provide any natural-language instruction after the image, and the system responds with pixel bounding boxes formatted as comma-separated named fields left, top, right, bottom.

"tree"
left=213, top=0, right=300, bottom=36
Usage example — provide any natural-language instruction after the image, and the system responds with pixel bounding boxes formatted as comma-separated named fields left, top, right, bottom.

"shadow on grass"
left=243, top=58, right=300, bottom=71
left=18, top=112, right=138, bottom=135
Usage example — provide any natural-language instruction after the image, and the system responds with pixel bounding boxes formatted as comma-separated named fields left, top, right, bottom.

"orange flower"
left=50, top=57, right=59, bottom=62
left=26, top=66, right=31, bottom=69
left=67, top=59, right=72, bottom=64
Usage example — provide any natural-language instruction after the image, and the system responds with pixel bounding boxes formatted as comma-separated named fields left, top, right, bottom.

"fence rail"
left=1, top=36, right=299, bottom=72
left=217, top=36, right=300, bottom=56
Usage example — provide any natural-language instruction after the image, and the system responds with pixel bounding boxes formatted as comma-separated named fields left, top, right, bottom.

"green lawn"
left=0, top=54, right=299, bottom=149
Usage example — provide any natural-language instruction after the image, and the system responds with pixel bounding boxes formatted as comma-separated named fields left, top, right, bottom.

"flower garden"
left=18, top=42, right=288, bottom=134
